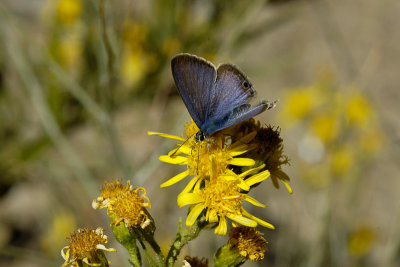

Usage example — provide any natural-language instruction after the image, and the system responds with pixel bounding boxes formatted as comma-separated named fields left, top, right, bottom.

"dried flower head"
left=93, top=180, right=151, bottom=229
left=61, top=227, right=115, bottom=267
left=229, top=226, right=268, bottom=261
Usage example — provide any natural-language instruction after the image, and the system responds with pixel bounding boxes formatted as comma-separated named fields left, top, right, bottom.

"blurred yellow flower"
left=311, top=113, right=339, bottom=143
left=346, top=93, right=372, bottom=127
left=121, top=49, right=147, bottom=87
left=162, top=37, right=181, bottom=56
left=358, top=128, right=384, bottom=156
left=58, top=35, right=83, bottom=71
left=281, top=86, right=319, bottom=123
left=41, top=211, right=76, bottom=255
left=331, top=146, right=354, bottom=175
left=121, top=20, right=148, bottom=50
left=347, top=227, right=375, bottom=257
left=56, top=0, right=82, bottom=26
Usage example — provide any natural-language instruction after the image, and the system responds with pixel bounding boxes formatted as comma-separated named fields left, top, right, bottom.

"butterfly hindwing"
left=171, top=54, right=216, bottom=130
left=205, top=101, right=276, bottom=134
left=207, top=64, right=256, bottom=122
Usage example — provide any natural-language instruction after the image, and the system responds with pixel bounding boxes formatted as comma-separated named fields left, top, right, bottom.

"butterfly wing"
left=203, top=63, right=274, bottom=135
left=207, top=63, right=256, bottom=122
left=204, top=101, right=277, bottom=134
left=171, top=54, right=216, bottom=130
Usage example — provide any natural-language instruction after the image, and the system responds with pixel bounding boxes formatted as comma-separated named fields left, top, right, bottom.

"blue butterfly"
left=171, top=53, right=276, bottom=142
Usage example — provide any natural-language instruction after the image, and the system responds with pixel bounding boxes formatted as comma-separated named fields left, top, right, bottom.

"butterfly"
left=171, top=53, right=276, bottom=142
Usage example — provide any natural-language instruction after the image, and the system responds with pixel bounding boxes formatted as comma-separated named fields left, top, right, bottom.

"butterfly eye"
left=243, top=81, right=250, bottom=89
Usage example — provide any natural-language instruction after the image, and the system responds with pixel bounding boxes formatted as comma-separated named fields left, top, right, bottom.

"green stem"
left=110, top=216, right=141, bottom=267
left=166, top=215, right=209, bottom=267
left=135, top=227, right=166, bottom=267
left=214, top=242, right=245, bottom=267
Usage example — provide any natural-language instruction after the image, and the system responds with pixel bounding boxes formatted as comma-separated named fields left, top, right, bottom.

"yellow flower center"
left=200, top=177, right=242, bottom=218
left=99, top=179, right=131, bottom=200
left=187, top=141, right=231, bottom=177
left=110, top=188, right=150, bottom=228
left=67, top=228, right=108, bottom=260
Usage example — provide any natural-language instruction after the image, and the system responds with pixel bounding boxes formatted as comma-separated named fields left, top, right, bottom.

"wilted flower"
left=93, top=180, right=151, bottom=229
left=229, top=226, right=268, bottom=261
left=61, top=227, right=115, bottom=267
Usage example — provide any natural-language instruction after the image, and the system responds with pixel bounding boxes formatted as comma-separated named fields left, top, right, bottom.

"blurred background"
left=0, top=0, right=399, bottom=266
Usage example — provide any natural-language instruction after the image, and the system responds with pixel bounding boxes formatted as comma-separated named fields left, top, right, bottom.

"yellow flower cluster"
left=149, top=119, right=289, bottom=235
left=92, top=180, right=152, bottom=229
left=280, top=73, right=384, bottom=186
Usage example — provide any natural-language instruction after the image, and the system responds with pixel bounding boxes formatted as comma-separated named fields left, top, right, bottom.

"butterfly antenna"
left=170, top=133, right=196, bottom=157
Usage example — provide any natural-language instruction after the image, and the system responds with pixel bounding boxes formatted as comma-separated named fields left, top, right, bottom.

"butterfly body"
left=171, top=53, right=276, bottom=138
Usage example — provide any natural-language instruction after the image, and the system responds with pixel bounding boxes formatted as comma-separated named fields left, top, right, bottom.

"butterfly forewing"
left=171, top=54, right=216, bottom=130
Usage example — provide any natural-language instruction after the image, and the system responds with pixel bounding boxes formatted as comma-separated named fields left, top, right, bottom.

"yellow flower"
left=93, top=180, right=152, bottom=229
left=41, top=211, right=76, bottom=254
left=311, top=113, right=339, bottom=143
left=121, top=48, right=147, bottom=87
left=58, top=34, right=83, bottom=71
left=347, top=226, right=375, bottom=257
left=61, top=227, right=115, bottom=267
left=358, top=128, right=384, bottom=156
left=177, top=156, right=274, bottom=235
left=148, top=120, right=257, bottom=190
left=229, top=226, right=268, bottom=261
left=56, top=0, right=82, bottom=26
left=331, top=146, right=354, bottom=175
left=281, top=86, right=320, bottom=123
left=346, top=93, right=372, bottom=127
left=162, top=37, right=181, bottom=56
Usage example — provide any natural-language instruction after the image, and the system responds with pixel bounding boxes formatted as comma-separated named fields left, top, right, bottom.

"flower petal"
left=177, top=192, right=203, bottom=207
left=227, top=214, right=257, bottom=227
left=245, top=170, right=270, bottom=186
left=147, top=131, right=186, bottom=142
left=159, top=155, right=188, bottom=165
left=280, top=179, right=293, bottom=194
left=214, top=216, right=228, bottom=235
left=239, top=164, right=266, bottom=178
left=96, top=244, right=116, bottom=252
left=242, top=209, right=275, bottom=229
left=208, top=209, right=218, bottom=223
left=83, top=257, right=101, bottom=266
left=230, top=131, right=257, bottom=149
left=61, top=246, right=70, bottom=261
left=242, top=195, right=267, bottom=208
left=228, top=144, right=249, bottom=157
left=180, top=176, right=200, bottom=194
left=160, top=170, right=191, bottom=188
left=186, top=203, right=206, bottom=226
left=229, top=158, right=255, bottom=166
